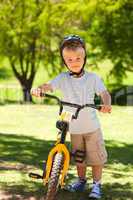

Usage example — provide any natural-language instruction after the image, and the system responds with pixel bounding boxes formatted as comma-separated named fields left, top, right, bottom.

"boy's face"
left=62, top=47, right=85, bottom=73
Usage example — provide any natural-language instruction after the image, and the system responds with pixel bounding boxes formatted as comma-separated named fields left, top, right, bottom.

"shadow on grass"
left=106, top=139, right=133, bottom=165
left=1, top=182, right=133, bottom=200
left=0, top=132, right=133, bottom=199
left=0, top=132, right=54, bottom=170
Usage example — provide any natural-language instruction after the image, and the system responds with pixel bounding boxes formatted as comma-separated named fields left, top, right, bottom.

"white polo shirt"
left=50, top=71, right=106, bottom=134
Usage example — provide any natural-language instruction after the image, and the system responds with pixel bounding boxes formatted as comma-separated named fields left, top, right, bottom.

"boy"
left=31, top=35, right=111, bottom=199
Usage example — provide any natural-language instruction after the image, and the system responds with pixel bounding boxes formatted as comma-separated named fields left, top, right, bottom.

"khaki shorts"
left=70, top=128, right=108, bottom=166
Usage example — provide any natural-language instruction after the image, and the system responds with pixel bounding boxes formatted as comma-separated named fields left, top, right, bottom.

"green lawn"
left=0, top=105, right=133, bottom=200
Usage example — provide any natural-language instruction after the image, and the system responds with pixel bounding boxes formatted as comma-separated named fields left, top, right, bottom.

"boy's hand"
left=99, top=105, right=112, bottom=113
left=30, top=88, right=43, bottom=97
left=31, top=84, right=53, bottom=97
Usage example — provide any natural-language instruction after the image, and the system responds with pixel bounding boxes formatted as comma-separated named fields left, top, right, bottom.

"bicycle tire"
left=45, top=153, right=64, bottom=200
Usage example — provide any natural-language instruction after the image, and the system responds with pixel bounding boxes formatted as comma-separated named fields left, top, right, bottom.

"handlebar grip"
left=29, top=172, right=43, bottom=179
left=40, top=92, right=45, bottom=97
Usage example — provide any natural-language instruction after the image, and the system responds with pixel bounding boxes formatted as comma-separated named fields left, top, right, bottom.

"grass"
left=0, top=105, right=133, bottom=199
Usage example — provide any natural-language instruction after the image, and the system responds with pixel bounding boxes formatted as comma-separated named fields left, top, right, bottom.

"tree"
left=0, top=0, right=47, bottom=101
left=87, top=0, right=133, bottom=83
left=0, top=0, right=96, bottom=101
left=2, top=0, right=131, bottom=101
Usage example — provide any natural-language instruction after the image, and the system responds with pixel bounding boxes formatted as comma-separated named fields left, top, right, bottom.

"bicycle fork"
left=43, top=143, right=70, bottom=188
left=29, top=143, right=70, bottom=188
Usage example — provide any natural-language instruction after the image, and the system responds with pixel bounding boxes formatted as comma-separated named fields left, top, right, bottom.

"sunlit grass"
left=0, top=105, right=133, bottom=199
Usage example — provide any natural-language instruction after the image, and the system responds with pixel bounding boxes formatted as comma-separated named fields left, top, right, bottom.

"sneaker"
left=89, top=182, right=102, bottom=199
left=65, top=178, right=86, bottom=192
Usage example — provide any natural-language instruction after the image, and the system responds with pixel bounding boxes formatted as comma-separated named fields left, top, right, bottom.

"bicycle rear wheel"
left=45, top=153, right=64, bottom=200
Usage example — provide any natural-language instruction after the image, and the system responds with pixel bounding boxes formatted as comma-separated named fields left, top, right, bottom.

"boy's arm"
left=38, top=83, right=53, bottom=93
left=31, top=73, right=64, bottom=97
left=99, top=90, right=112, bottom=113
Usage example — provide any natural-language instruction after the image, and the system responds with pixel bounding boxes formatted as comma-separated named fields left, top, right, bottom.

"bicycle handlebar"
left=41, top=93, right=101, bottom=119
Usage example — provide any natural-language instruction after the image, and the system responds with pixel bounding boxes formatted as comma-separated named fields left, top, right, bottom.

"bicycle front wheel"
left=45, top=153, right=64, bottom=200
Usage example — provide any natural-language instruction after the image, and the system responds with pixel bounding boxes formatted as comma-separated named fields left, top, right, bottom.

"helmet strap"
left=69, top=68, right=85, bottom=77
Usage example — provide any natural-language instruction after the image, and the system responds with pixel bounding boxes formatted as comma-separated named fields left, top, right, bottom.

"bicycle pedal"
left=29, top=172, right=43, bottom=179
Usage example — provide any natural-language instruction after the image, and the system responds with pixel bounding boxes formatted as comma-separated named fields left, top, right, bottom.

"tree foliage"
left=0, top=0, right=96, bottom=101
left=87, top=0, right=133, bottom=83
left=0, top=0, right=46, bottom=101
left=0, top=0, right=132, bottom=102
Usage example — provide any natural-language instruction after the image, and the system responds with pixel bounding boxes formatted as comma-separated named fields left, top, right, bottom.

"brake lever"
left=72, top=107, right=81, bottom=119
left=72, top=105, right=102, bottom=120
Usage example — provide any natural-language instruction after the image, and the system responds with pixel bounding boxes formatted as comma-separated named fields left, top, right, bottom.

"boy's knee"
left=71, top=149, right=86, bottom=164
left=76, top=162, right=86, bottom=168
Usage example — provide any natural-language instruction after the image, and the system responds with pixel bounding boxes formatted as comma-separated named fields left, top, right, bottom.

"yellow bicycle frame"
left=43, top=111, right=72, bottom=188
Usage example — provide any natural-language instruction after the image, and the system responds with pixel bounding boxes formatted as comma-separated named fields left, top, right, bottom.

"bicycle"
left=29, top=93, right=101, bottom=200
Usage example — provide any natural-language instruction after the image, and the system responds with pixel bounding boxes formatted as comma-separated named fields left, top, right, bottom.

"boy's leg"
left=84, top=128, right=107, bottom=176
left=77, top=162, right=87, bottom=180
left=89, top=165, right=103, bottom=199
left=66, top=134, right=87, bottom=192
left=89, top=165, right=103, bottom=198
left=71, top=134, right=86, bottom=179
left=92, top=165, right=103, bottom=182
left=66, top=162, right=87, bottom=192
left=84, top=129, right=107, bottom=198
left=89, top=165, right=104, bottom=199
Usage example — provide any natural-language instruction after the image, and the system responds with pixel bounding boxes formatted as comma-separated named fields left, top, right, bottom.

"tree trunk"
left=22, top=85, right=32, bottom=102
left=20, top=76, right=35, bottom=102
left=10, top=59, right=36, bottom=103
